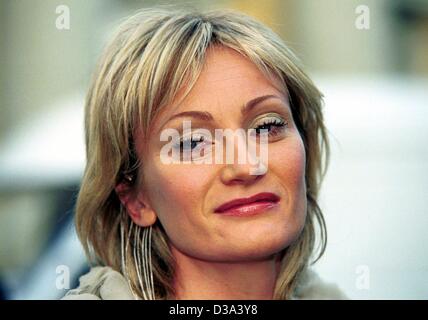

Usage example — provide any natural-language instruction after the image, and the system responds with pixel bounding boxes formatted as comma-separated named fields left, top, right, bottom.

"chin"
left=258, top=222, right=306, bottom=256
left=228, top=232, right=303, bottom=261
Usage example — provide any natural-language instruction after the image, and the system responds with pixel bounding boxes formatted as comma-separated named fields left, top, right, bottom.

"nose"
left=220, top=163, right=264, bottom=185
left=218, top=130, right=267, bottom=185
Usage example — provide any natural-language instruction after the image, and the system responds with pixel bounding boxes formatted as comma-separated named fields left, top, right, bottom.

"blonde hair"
left=76, top=5, right=329, bottom=300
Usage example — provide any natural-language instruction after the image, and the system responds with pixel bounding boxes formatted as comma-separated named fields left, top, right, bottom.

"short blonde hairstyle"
left=76, top=5, right=329, bottom=300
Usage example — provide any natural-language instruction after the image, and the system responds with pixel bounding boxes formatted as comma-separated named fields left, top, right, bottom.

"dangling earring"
left=120, top=218, right=155, bottom=300
left=120, top=219, right=139, bottom=299
left=133, top=223, right=155, bottom=300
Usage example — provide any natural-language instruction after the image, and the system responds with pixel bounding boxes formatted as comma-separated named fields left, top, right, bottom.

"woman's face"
left=135, top=46, right=307, bottom=262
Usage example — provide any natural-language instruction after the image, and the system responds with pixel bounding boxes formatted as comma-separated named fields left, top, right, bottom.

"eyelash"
left=178, top=135, right=208, bottom=151
left=253, top=118, right=287, bottom=137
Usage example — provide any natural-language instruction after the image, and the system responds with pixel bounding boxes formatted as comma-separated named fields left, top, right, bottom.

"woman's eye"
left=174, top=134, right=213, bottom=161
left=252, top=116, right=288, bottom=137
left=173, top=133, right=213, bottom=154
left=179, top=136, right=206, bottom=151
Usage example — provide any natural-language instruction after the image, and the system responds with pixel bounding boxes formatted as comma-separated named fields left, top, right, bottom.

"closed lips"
left=214, top=192, right=280, bottom=213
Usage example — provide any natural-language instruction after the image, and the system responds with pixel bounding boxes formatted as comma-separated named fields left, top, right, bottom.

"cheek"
left=270, top=135, right=306, bottom=195
left=142, top=160, right=213, bottom=239
left=269, top=135, right=307, bottom=232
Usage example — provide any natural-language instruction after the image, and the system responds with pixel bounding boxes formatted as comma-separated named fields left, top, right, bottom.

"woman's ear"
left=115, top=181, right=157, bottom=227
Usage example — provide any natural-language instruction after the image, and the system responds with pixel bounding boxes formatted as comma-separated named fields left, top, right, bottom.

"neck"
left=171, top=247, right=281, bottom=300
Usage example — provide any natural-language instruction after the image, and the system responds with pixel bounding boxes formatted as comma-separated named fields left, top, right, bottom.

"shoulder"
left=61, top=266, right=135, bottom=300
left=292, top=268, right=349, bottom=300
left=62, top=266, right=347, bottom=300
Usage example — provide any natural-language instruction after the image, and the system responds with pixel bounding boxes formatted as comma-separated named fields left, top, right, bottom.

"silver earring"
left=120, top=220, right=139, bottom=299
left=120, top=219, right=155, bottom=300
left=134, top=223, right=155, bottom=300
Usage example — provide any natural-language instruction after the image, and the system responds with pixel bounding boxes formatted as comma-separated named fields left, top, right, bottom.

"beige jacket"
left=62, top=266, right=348, bottom=300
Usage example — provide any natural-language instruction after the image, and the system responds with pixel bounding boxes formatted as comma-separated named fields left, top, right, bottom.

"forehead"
left=156, top=46, right=286, bottom=121
left=184, top=46, right=285, bottom=103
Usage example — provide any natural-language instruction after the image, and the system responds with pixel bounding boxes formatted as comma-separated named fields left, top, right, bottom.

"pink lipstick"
left=214, top=192, right=280, bottom=217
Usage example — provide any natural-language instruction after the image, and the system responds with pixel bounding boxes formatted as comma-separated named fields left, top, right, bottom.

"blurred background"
left=0, top=0, right=427, bottom=299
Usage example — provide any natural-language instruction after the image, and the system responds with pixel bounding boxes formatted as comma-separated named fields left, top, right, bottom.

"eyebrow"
left=162, top=94, right=283, bottom=126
